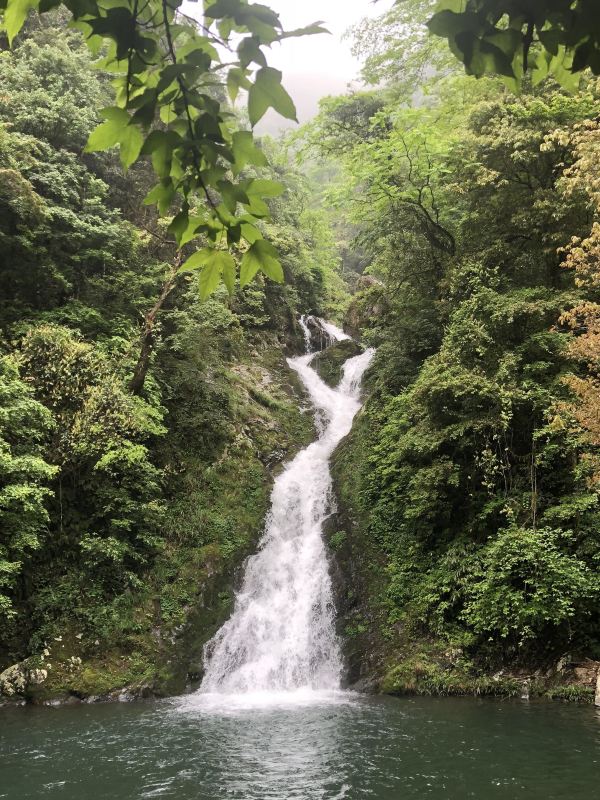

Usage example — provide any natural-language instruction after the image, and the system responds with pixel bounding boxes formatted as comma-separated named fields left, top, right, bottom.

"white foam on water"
left=177, top=688, right=355, bottom=716
left=189, top=319, right=374, bottom=710
left=319, top=319, right=351, bottom=343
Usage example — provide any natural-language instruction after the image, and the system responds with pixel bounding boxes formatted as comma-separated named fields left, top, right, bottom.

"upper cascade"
left=198, top=319, right=374, bottom=700
left=299, top=315, right=351, bottom=353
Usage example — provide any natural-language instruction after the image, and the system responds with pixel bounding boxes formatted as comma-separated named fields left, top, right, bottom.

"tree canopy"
left=427, top=0, right=600, bottom=89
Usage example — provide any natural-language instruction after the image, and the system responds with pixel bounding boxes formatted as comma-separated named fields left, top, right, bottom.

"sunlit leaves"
left=3, top=0, right=39, bottom=45
left=232, top=131, right=268, bottom=172
left=199, top=251, right=235, bottom=299
left=84, top=107, right=130, bottom=152
left=119, top=124, right=144, bottom=170
left=248, top=67, right=297, bottom=126
left=240, top=239, right=283, bottom=287
left=143, top=179, right=175, bottom=216
left=180, top=248, right=235, bottom=298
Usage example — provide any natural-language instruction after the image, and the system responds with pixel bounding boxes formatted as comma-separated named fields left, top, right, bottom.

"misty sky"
left=182, top=0, right=392, bottom=133
left=257, top=0, right=389, bottom=132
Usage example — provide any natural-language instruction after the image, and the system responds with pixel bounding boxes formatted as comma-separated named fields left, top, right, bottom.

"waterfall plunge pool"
left=1, top=694, right=599, bottom=799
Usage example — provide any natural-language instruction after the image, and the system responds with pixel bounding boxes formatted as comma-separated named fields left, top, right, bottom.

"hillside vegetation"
left=306, top=1, right=600, bottom=698
left=3, top=0, right=600, bottom=704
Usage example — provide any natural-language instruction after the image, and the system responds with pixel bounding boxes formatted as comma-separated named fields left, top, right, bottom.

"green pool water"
left=1, top=693, right=599, bottom=799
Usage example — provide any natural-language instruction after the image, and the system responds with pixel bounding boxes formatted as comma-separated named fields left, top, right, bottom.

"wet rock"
left=41, top=694, right=81, bottom=707
left=312, top=340, right=364, bottom=388
left=556, top=654, right=572, bottom=673
left=304, top=316, right=334, bottom=352
left=0, top=696, right=26, bottom=708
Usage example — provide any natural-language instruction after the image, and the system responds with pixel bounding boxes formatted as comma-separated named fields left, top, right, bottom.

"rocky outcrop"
left=344, top=278, right=387, bottom=340
left=312, top=340, right=363, bottom=387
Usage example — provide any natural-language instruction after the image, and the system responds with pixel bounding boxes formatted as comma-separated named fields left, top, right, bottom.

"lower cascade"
left=198, top=318, right=374, bottom=698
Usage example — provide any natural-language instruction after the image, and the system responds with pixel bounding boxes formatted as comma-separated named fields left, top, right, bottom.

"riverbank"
left=3, top=333, right=599, bottom=709
left=296, top=337, right=600, bottom=709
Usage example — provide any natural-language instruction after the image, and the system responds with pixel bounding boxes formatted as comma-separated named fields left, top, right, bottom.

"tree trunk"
left=129, top=255, right=181, bottom=395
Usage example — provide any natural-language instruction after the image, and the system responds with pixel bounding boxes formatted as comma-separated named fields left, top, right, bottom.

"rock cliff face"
left=324, top=491, right=389, bottom=692
left=303, top=315, right=336, bottom=351
left=344, top=278, right=387, bottom=340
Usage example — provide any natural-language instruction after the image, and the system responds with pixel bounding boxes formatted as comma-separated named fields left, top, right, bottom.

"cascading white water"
left=198, top=319, right=374, bottom=703
left=299, top=314, right=351, bottom=351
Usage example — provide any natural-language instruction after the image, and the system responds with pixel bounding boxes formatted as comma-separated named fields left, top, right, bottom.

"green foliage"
left=315, top=11, right=600, bottom=673
left=462, top=527, right=598, bottom=642
left=0, top=13, right=345, bottom=692
left=352, top=0, right=456, bottom=90
left=0, top=0, right=327, bottom=296
left=545, top=684, right=595, bottom=702
left=18, top=325, right=166, bottom=602
left=427, top=0, right=600, bottom=89
left=328, top=531, right=347, bottom=551
left=0, top=356, right=56, bottom=620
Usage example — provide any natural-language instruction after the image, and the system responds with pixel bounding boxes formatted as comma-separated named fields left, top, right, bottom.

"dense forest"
left=0, top=10, right=344, bottom=698
left=315, top=1, right=600, bottom=698
left=2, top=0, right=600, bottom=704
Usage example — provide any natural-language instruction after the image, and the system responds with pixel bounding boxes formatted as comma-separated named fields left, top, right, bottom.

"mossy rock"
left=312, top=340, right=363, bottom=387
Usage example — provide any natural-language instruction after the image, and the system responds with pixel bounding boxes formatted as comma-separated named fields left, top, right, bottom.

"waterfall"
left=299, top=314, right=351, bottom=351
left=198, top=319, right=374, bottom=703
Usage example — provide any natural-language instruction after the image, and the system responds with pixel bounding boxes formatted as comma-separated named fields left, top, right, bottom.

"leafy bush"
left=463, top=528, right=599, bottom=643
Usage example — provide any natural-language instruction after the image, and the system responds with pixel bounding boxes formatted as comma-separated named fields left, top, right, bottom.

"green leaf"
left=119, top=124, right=144, bottom=170
left=84, top=107, right=130, bottom=153
left=280, top=22, right=329, bottom=39
left=179, top=214, right=207, bottom=247
left=143, top=179, right=175, bottom=215
left=180, top=249, right=212, bottom=273
left=227, top=67, right=251, bottom=103
left=217, top=179, right=250, bottom=213
left=222, top=255, right=236, bottom=294
left=238, top=36, right=267, bottom=69
left=142, top=131, right=176, bottom=178
left=167, top=207, right=189, bottom=245
left=248, top=67, right=297, bottom=126
left=199, top=251, right=235, bottom=299
left=204, top=0, right=242, bottom=19
left=232, top=131, right=268, bottom=172
left=240, top=221, right=262, bottom=244
left=433, top=0, right=467, bottom=11
left=4, top=0, right=40, bottom=44
left=240, top=239, right=283, bottom=287
left=246, top=178, right=284, bottom=198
